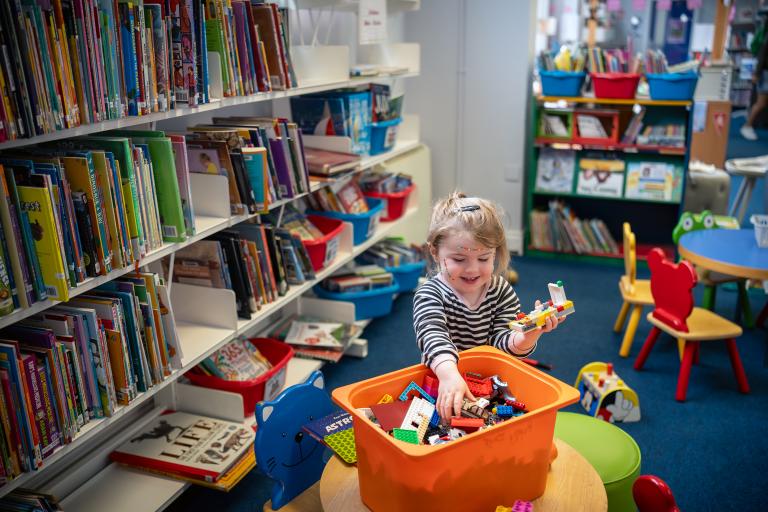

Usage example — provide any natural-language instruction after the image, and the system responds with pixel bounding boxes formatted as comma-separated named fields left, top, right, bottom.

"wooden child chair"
left=614, top=222, right=654, bottom=357
left=633, top=248, right=750, bottom=402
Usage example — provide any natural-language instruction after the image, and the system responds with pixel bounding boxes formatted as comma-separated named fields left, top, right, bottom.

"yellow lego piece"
left=495, top=507, right=513, bottom=512
left=377, top=393, right=394, bottom=404
left=416, top=414, right=430, bottom=444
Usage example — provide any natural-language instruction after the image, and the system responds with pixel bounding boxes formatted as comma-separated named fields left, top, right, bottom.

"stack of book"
left=308, top=179, right=370, bottom=215
left=110, top=411, right=255, bottom=491
left=0, top=272, right=182, bottom=481
left=164, top=222, right=316, bottom=320
left=196, top=339, right=272, bottom=382
left=268, top=315, right=362, bottom=363
left=538, top=46, right=587, bottom=72
left=0, top=1, right=297, bottom=143
left=303, top=149, right=361, bottom=177
left=529, top=200, right=620, bottom=255
left=0, top=132, right=191, bottom=312
left=359, top=171, right=413, bottom=194
left=371, top=84, right=404, bottom=123
left=358, top=239, right=424, bottom=268
left=321, top=266, right=394, bottom=293
left=635, top=125, right=686, bottom=147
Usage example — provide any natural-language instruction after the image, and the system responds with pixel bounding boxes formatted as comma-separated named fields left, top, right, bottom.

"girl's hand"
left=433, top=363, right=476, bottom=421
left=516, top=300, right=565, bottom=349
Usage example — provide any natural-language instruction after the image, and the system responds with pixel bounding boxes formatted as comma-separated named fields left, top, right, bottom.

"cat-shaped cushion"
left=647, top=247, right=697, bottom=332
left=255, top=370, right=334, bottom=510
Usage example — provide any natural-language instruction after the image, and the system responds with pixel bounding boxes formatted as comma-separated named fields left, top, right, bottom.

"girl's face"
left=433, top=231, right=495, bottom=296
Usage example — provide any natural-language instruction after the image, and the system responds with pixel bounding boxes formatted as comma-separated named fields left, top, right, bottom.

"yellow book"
left=91, top=151, right=125, bottom=269
left=16, top=181, right=69, bottom=301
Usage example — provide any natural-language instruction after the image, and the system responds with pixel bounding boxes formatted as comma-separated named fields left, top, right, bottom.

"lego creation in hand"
left=508, top=281, right=575, bottom=333
left=575, top=362, right=640, bottom=423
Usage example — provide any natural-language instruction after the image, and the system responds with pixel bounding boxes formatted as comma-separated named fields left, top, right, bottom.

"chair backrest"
left=633, top=475, right=679, bottom=512
left=647, top=247, right=697, bottom=332
left=623, top=222, right=637, bottom=286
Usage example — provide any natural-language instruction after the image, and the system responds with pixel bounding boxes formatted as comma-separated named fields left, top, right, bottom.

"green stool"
left=554, top=412, right=642, bottom=512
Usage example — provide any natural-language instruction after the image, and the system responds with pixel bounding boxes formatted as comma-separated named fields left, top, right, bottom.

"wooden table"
left=318, top=438, right=607, bottom=512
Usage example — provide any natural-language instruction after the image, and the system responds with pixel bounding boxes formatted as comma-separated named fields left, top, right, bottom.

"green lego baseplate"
left=392, top=428, right=420, bottom=445
left=325, top=429, right=357, bottom=464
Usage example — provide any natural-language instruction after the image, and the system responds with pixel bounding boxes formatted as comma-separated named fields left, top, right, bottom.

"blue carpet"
left=166, top=256, right=768, bottom=511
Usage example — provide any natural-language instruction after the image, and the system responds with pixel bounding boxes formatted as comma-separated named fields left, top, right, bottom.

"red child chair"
left=633, top=475, right=679, bottom=512
left=633, top=248, right=750, bottom=402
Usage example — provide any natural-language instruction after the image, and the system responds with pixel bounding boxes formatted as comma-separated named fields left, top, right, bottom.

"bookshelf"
left=526, top=95, right=691, bottom=262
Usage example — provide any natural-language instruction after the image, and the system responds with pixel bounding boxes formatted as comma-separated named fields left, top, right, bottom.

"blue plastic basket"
left=646, top=73, right=698, bottom=101
left=385, top=261, right=426, bottom=292
left=307, top=197, right=384, bottom=246
left=540, top=70, right=586, bottom=97
left=370, top=118, right=402, bottom=155
left=314, top=283, right=399, bottom=320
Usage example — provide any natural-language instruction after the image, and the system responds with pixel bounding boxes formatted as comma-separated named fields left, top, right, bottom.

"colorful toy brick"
left=512, top=500, right=533, bottom=512
left=400, top=397, right=436, bottom=431
left=422, top=373, right=439, bottom=399
left=399, top=381, right=436, bottom=404
left=494, top=405, right=516, bottom=417
left=464, top=373, right=493, bottom=397
left=450, top=417, right=484, bottom=431
left=377, top=393, right=394, bottom=404
left=575, top=362, right=641, bottom=423
left=461, top=398, right=490, bottom=420
left=393, top=428, right=420, bottom=444
left=508, top=281, right=575, bottom=333
left=491, top=375, right=515, bottom=403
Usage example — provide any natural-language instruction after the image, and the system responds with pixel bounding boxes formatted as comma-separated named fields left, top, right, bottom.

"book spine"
left=21, top=355, right=51, bottom=459
left=36, top=364, right=61, bottom=455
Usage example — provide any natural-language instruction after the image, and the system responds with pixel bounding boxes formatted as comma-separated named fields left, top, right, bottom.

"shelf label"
left=359, top=0, right=387, bottom=45
left=265, top=367, right=287, bottom=402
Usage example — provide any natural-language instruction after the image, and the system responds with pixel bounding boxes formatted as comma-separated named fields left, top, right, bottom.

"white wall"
left=405, top=0, right=537, bottom=253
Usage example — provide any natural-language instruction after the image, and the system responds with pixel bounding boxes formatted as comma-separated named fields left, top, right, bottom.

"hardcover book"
left=535, top=148, right=575, bottom=194
left=110, top=411, right=254, bottom=482
left=303, top=410, right=356, bottom=463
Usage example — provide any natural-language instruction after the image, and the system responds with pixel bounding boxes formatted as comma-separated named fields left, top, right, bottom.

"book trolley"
left=0, top=3, right=425, bottom=510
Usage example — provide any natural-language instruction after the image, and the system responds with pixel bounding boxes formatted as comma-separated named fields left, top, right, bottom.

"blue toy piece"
left=495, top=405, right=515, bottom=417
left=255, top=371, right=335, bottom=510
left=398, top=381, right=436, bottom=404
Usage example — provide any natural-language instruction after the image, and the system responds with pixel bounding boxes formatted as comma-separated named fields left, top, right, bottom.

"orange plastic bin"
left=331, top=346, right=579, bottom=511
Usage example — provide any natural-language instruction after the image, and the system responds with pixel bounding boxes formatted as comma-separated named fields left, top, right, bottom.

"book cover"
left=303, top=148, right=361, bottom=176
left=302, top=410, right=356, bottom=463
left=110, top=410, right=254, bottom=482
left=576, top=156, right=625, bottom=198
left=625, top=161, right=683, bottom=202
left=241, top=147, right=269, bottom=213
left=535, top=148, right=575, bottom=194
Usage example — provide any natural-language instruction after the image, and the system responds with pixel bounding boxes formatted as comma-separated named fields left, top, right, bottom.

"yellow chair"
left=614, top=223, right=654, bottom=357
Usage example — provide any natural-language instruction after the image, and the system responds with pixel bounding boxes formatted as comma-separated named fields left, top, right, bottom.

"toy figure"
left=508, top=281, right=575, bottom=333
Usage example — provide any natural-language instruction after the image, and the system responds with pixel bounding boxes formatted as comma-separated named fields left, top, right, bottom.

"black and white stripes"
left=413, top=275, right=533, bottom=369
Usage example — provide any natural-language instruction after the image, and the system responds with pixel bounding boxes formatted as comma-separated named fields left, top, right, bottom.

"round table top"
left=319, top=438, right=608, bottom=512
left=678, top=229, right=768, bottom=280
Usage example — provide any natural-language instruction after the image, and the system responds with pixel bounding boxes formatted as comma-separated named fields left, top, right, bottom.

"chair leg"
left=693, top=342, right=700, bottom=365
left=634, top=326, right=661, bottom=370
left=676, top=341, right=697, bottom=402
left=619, top=305, right=643, bottom=357
left=677, top=338, right=685, bottom=361
left=702, top=285, right=717, bottom=311
left=736, top=281, right=754, bottom=329
left=757, top=301, right=768, bottom=329
left=726, top=339, right=750, bottom=394
left=613, top=301, right=630, bottom=333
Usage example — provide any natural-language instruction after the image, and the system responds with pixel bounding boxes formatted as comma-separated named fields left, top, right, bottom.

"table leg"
left=728, top=176, right=749, bottom=219
left=736, top=178, right=756, bottom=224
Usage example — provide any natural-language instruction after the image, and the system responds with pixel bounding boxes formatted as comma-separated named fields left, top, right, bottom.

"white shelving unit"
left=0, top=3, right=424, bottom=506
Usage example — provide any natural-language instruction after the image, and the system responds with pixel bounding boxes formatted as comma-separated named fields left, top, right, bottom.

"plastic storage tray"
left=646, top=72, right=698, bottom=101
left=385, top=261, right=426, bottom=292
left=370, top=118, right=402, bottom=155
left=303, top=215, right=346, bottom=271
left=306, top=197, right=384, bottom=246
left=313, top=283, right=399, bottom=320
left=364, top=184, right=414, bottom=222
left=185, top=338, right=294, bottom=416
left=591, top=72, right=640, bottom=99
left=540, top=70, right=586, bottom=97
left=332, top=346, right=580, bottom=511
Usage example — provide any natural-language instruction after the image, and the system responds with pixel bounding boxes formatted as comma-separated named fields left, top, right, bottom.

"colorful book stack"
left=358, top=239, right=424, bottom=268
left=196, top=339, right=272, bottom=381
left=268, top=315, right=363, bottom=363
left=320, top=266, right=394, bottom=293
left=359, top=171, right=413, bottom=194
left=0, top=130, right=192, bottom=315
left=529, top=200, right=620, bottom=256
left=0, top=1, right=298, bottom=143
left=0, top=271, right=182, bottom=481
left=307, top=179, right=370, bottom=214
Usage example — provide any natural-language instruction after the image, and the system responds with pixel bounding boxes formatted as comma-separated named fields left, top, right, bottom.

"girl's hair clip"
left=455, top=204, right=480, bottom=213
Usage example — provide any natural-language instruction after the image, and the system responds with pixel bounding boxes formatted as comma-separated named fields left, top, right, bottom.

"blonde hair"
left=426, top=192, right=510, bottom=276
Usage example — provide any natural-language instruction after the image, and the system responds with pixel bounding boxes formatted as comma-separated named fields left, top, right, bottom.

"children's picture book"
left=303, top=148, right=361, bottom=176
left=535, top=148, right=575, bottom=194
left=284, top=321, right=348, bottom=350
left=625, top=161, right=683, bottom=202
left=576, top=156, right=625, bottom=198
left=199, top=339, right=273, bottom=381
left=302, top=410, right=357, bottom=463
left=110, top=411, right=254, bottom=483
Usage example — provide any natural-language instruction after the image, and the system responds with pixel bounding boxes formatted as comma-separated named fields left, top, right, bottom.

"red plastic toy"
left=633, top=475, right=679, bottom=512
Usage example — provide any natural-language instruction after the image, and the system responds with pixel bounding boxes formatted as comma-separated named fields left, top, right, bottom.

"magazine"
left=110, top=411, right=254, bottom=483
left=535, top=148, right=575, bottom=193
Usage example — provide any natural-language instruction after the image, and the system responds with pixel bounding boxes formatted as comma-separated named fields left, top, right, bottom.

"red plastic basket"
left=185, top=338, right=294, bottom=416
left=303, top=215, right=346, bottom=271
left=591, top=73, right=640, bottom=99
left=364, top=184, right=414, bottom=221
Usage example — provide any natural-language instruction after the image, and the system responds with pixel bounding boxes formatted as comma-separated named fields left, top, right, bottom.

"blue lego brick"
left=398, top=381, right=436, bottom=404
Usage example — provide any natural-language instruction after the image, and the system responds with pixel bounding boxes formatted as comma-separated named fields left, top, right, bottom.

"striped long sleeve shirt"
left=413, top=275, right=534, bottom=370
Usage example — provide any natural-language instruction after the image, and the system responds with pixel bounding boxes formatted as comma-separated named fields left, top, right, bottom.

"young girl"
left=413, top=192, right=563, bottom=420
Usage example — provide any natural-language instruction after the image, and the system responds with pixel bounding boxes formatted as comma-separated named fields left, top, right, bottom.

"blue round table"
left=678, top=229, right=768, bottom=281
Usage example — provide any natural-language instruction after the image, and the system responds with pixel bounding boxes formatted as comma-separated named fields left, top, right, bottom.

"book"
left=625, top=162, right=682, bottom=202
left=303, top=148, right=361, bottom=176
left=110, top=410, right=254, bottom=483
left=576, top=156, right=625, bottom=198
left=535, top=148, right=575, bottom=194
left=302, top=410, right=357, bottom=463
left=199, top=339, right=272, bottom=381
